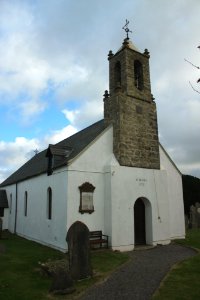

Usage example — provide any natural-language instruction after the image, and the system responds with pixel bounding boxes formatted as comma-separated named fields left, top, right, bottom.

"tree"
left=182, top=174, right=200, bottom=216
left=185, top=46, right=200, bottom=94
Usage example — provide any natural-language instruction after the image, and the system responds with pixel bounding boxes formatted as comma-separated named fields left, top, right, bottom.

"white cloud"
left=62, top=110, right=80, bottom=124
left=19, top=99, right=47, bottom=123
left=62, top=100, right=103, bottom=129
left=44, top=125, right=77, bottom=145
left=0, top=137, right=40, bottom=182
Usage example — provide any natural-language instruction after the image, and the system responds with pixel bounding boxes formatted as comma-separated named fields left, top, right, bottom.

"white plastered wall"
left=1, top=208, right=9, bottom=230
left=66, top=127, right=113, bottom=237
left=5, top=167, right=68, bottom=251
left=108, top=162, right=171, bottom=251
left=160, top=145, right=185, bottom=240
left=2, top=185, right=17, bottom=232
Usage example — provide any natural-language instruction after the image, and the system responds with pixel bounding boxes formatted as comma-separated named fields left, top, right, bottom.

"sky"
left=0, top=0, right=200, bottom=183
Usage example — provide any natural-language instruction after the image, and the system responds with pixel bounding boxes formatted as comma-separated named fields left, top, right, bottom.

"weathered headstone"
left=66, top=221, right=92, bottom=280
left=190, top=205, right=196, bottom=228
left=196, top=202, right=200, bottom=228
left=0, top=218, right=2, bottom=239
left=189, top=202, right=200, bottom=228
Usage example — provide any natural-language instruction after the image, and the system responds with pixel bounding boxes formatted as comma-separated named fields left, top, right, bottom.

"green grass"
left=153, top=229, right=200, bottom=300
left=0, top=231, right=129, bottom=300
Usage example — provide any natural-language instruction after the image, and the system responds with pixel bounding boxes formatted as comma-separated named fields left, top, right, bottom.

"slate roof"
left=0, top=119, right=106, bottom=187
left=0, top=190, right=9, bottom=208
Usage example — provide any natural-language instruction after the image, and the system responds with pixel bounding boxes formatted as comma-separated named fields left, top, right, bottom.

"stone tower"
left=104, top=36, right=160, bottom=169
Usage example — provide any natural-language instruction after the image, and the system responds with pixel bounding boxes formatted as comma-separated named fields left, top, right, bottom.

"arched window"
left=134, top=60, right=143, bottom=90
left=10, top=193, right=12, bottom=214
left=114, top=61, right=121, bottom=87
left=24, top=191, right=28, bottom=217
left=47, top=187, right=52, bottom=220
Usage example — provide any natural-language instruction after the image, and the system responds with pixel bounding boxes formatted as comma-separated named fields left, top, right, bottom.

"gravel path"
left=80, top=244, right=197, bottom=300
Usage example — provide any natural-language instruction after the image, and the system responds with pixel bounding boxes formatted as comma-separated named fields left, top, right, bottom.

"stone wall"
left=104, top=91, right=160, bottom=169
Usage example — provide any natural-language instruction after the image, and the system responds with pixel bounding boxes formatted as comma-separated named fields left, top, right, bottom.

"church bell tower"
left=104, top=22, right=160, bottom=169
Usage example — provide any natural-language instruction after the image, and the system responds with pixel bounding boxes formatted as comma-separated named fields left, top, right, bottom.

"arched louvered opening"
left=134, top=60, right=143, bottom=90
left=114, top=61, right=121, bottom=87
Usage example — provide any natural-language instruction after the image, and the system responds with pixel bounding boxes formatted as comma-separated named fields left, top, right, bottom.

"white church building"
left=0, top=34, right=185, bottom=252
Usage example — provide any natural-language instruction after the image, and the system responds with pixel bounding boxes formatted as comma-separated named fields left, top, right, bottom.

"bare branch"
left=189, top=81, right=200, bottom=94
left=184, top=58, right=200, bottom=70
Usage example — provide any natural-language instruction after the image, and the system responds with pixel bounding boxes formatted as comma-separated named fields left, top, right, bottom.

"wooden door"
left=134, top=198, right=146, bottom=245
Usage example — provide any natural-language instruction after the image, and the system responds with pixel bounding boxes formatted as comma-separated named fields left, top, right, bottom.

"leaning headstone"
left=66, top=221, right=92, bottom=280
left=0, top=218, right=2, bottom=239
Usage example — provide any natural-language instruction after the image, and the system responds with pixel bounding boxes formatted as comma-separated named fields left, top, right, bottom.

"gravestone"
left=185, top=214, right=189, bottom=230
left=190, top=202, right=200, bottom=228
left=0, top=218, right=2, bottom=239
left=66, top=221, right=92, bottom=280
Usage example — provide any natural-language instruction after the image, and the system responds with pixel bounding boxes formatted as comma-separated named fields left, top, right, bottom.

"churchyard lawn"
left=0, top=231, right=129, bottom=300
left=153, top=229, right=200, bottom=300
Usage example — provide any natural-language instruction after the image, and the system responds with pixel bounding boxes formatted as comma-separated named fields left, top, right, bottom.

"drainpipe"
left=14, top=182, right=18, bottom=234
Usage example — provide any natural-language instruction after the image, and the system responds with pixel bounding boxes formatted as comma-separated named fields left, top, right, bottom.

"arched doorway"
left=134, top=198, right=146, bottom=245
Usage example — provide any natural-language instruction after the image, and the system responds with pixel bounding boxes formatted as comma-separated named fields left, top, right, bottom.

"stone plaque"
left=82, top=192, right=93, bottom=210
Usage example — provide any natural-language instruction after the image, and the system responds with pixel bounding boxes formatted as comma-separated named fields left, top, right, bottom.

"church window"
left=114, top=61, right=121, bottom=87
left=10, top=194, right=12, bottom=214
left=47, top=187, right=52, bottom=220
left=134, top=60, right=143, bottom=90
left=0, top=208, right=4, bottom=217
left=79, top=182, right=95, bottom=214
left=24, top=191, right=28, bottom=217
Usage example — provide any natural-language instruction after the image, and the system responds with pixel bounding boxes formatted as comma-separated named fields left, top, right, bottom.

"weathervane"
left=122, top=19, right=132, bottom=39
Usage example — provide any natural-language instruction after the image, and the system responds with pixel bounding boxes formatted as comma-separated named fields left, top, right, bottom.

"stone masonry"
left=104, top=38, right=160, bottom=169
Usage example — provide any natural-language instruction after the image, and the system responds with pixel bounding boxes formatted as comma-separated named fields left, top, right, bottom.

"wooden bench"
left=89, top=231, right=108, bottom=249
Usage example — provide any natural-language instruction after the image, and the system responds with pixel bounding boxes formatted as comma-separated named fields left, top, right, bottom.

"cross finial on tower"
left=122, top=19, right=132, bottom=39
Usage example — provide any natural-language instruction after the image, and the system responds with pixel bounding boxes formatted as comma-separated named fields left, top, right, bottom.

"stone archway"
left=134, top=197, right=152, bottom=245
